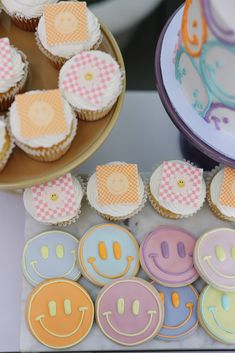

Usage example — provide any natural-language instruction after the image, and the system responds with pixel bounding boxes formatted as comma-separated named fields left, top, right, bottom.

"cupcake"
left=1, top=0, right=59, bottom=31
left=207, top=166, right=235, bottom=221
left=9, top=89, right=77, bottom=162
left=36, top=1, right=101, bottom=69
left=148, top=160, right=206, bottom=218
left=23, top=173, right=84, bottom=226
left=0, top=117, right=14, bottom=172
left=0, top=38, right=28, bottom=112
left=87, top=162, right=146, bottom=221
left=59, top=50, right=123, bottom=121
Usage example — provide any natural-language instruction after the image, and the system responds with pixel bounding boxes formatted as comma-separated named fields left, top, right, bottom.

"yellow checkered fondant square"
left=44, top=2, right=89, bottom=46
left=220, top=167, right=235, bottom=207
left=96, top=164, right=140, bottom=205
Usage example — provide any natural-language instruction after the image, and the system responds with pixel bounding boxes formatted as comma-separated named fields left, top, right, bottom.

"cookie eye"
left=41, top=246, right=49, bottom=259
left=231, top=247, right=235, bottom=261
left=48, top=301, right=56, bottom=317
left=98, top=242, right=107, bottom=260
left=113, top=242, right=121, bottom=260
left=177, top=242, right=186, bottom=258
left=161, top=241, right=169, bottom=258
left=221, top=294, right=229, bottom=311
left=117, top=298, right=125, bottom=315
left=132, top=300, right=140, bottom=315
left=159, top=291, right=164, bottom=303
left=56, top=244, right=64, bottom=259
left=215, top=245, right=226, bottom=262
left=64, top=299, right=72, bottom=315
left=172, top=292, right=180, bottom=308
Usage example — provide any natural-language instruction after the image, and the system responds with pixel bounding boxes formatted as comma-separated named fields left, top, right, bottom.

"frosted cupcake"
left=59, top=50, right=123, bottom=121
left=0, top=38, right=28, bottom=112
left=36, top=1, right=101, bottom=69
left=9, top=89, right=77, bottom=162
left=1, top=0, right=59, bottom=31
left=24, top=173, right=84, bottom=226
left=0, top=118, right=14, bottom=172
left=87, top=162, right=146, bottom=221
left=148, top=160, right=206, bottom=219
left=207, top=166, right=235, bottom=221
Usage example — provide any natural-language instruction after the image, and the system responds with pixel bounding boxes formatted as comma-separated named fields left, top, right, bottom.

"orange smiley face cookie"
left=26, top=279, right=94, bottom=349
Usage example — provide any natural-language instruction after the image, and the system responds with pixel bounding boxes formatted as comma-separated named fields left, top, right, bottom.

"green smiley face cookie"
left=199, top=285, right=235, bottom=344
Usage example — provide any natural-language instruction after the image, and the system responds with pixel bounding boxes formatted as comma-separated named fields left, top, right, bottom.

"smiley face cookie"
left=23, top=231, right=80, bottom=286
left=194, top=228, right=235, bottom=292
left=198, top=285, right=235, bottom=344
left=78, top=224, right=139, bottom=286
left=95, top=278, right=164, bottom=346
left=140, top=226, right=198, bottom=287
left=152, top=283, right=198, bottom=340
left=26, top=279, right=94, bottom=349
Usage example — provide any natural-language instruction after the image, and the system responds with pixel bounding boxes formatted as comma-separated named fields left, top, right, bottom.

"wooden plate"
left=0, top=12, right=125, bottom=189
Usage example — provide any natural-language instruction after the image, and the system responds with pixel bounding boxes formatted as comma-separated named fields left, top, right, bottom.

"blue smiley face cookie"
left=78, top=224, right=139, bottom=286
left=23, top=230, right=81, bottom=286
left=152, top=283, right=198, bottom=340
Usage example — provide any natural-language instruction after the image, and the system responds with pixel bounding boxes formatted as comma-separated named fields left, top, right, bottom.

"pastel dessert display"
left=95, top=278, right=164, bottom=346
left=1, top=0, right=59, bottom=31
left=26, top=278, right=94, bottom=349
left=175, top=0, right=235, bottom=138
left=152, top=283, right=198, bottom=341
left=148, top=160, right=206, bottom=218
left=194, top=228, right=235, bottom=292
left=78, top=223, right=139, bottom=287
left=0, top=118, right=14, bottom=172
left=207, top=166, right=235, bottom=221
left=23, top=173, right=84, bottom=226
left=22, top=230, right=81, bottom=287
left=86, top=162, right=146, bottom=221
left=0, top=37, right=28, bottom=112
left=36, top=1, right=101, bottom=69
left=198, top=285, right=235, bottom=344
left=140, top=226, right=199, bottom=287
left=59, top=50, right=123, bottom=121
left=8, top=89, right=77, bottom=162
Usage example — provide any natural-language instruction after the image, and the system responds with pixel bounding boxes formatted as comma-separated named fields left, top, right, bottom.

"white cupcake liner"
left=0, top=124, right=15, bottom=172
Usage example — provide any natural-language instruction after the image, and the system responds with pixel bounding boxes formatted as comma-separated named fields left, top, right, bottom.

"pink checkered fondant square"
left=158, top=161, right=203, bottom=207
left=0, top=38, right=14, bottom=80
left=31, top=173, right=78, bottom=222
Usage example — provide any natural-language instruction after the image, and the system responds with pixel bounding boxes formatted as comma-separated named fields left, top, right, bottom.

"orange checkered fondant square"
left=44, top=2, right=89, bottom=46
left=16, top=89, right=67, bottom=139
left=220, top=167, right=235, bottom=207
left=96, top=164, right=140, bottom=205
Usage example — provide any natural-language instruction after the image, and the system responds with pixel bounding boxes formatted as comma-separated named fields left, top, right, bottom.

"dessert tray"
left=0, top=12, right=125, bottom=190
left=155, top=6, right=235, bottom=168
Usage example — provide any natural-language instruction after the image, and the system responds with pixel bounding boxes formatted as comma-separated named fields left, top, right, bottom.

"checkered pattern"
left=158, top=161, right=203, bottom=207
left=62, top=52, right=116, bottom=105
left=220, top=167, right=235, bottom=207
left=0, top=38, right=14, bottom=80
left=31, top=174, right=78, bottom=222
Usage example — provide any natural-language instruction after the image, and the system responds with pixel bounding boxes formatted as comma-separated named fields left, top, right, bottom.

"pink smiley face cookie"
left=194, top=228, right=235, bottom=292
left=95, top=278, right=164, bottom=346
left=140, top=226, right=199, bottom=287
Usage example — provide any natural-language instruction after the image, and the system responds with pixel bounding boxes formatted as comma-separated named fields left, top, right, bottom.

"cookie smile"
left=161, top=303, right=194, bottom=331
left=209, top=307, right=235, bottom=335
left=203, top=256, right=235, bottom=279
left=87, top=256, right=133, bottom=279
left=149, top=254, right=194, bottom=276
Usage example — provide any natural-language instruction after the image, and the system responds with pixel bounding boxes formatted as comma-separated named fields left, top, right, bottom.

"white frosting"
left=9, top=91, right=75, bottom=148
left=23, top=177, right=83, bottom=224
left=210, top=168, right=235, bottom=218
left=150, top=161, right=206, bottom=216
left=212, top=0, right=235, bottom=32
left=0, top=120, right=6, bottom=152
left=0, top=46, right=26, bottom=94
left=87, top=162, right=145, bottom=218
left=59, top=50, right=122, bottom=111
left=2, top=0, right=58, bottom=19
left=37, top=4, right=101, bottom=59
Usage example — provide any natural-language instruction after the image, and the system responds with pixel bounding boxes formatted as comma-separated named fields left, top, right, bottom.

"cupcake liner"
left=0, top=126, right=15, bottom=173
left=1, top=3, right=39, bottom=31
left=0, top=50, right=29, bottom=112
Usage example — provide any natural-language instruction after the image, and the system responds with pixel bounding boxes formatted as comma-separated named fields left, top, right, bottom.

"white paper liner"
left=0, top=124, right=15, bottom=172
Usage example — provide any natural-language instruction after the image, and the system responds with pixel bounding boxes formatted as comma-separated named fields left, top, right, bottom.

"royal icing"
left=204, top=103, right=235, bottom=135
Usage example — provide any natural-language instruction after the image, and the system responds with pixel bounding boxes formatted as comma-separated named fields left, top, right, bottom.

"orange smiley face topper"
left=26, top=279, right=94, bottom=349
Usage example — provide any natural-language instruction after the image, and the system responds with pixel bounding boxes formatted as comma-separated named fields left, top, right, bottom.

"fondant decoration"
left=181, top=0, right=207, bottom=57
left=78, top=224, right=139, bottom=286
left=44, top=2, right=88, bottom=45
left=0, top=38, right=14, bottom=80
left=194, top=228, right=235, bottom=291
left=204, top=103, right=235, bottom=135
left=23, top=230, right=81, bottom=286
left=220, top=167, right=235, bottom=207
left=95, top=278, right=164, bottom=346
left=152, top=283, right=198, bottom=340
left=140, top=226, right=198, bottom=287
left=26, top=279, right=94, bottom=349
